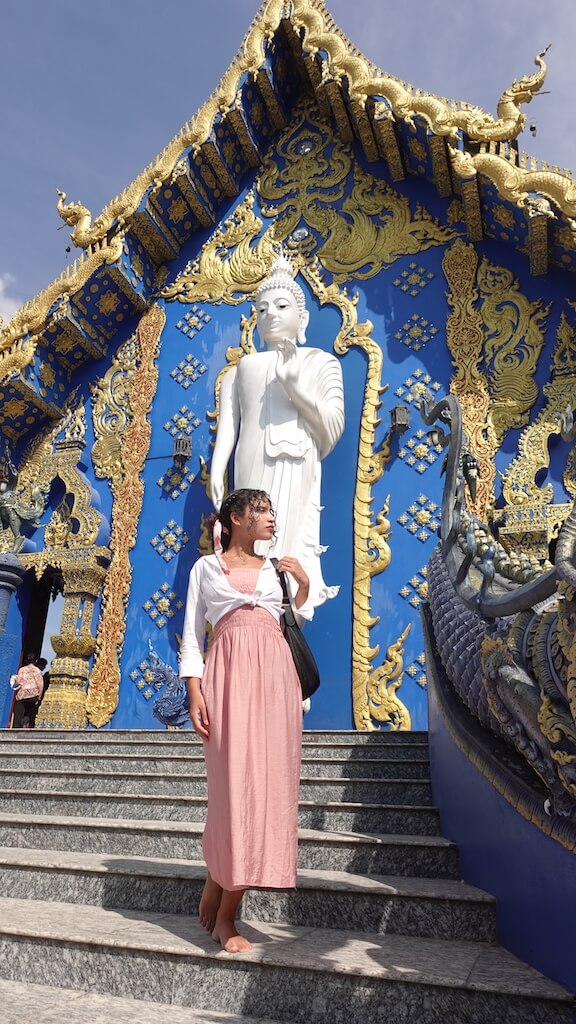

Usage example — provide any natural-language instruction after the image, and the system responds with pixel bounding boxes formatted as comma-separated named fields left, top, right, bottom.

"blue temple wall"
left=428, top=675, right=576, bottom=992
left=103, top=117, right=576, bottom=729
left=0, top=579, right=28, bottom=727
left=11, top=111, right=576, bottom=732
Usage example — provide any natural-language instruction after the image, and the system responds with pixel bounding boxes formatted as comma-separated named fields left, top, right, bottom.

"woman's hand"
left=276, top=556, right=307, bottom=586
left=186, top=678, right=210, bottom=739
left=276, top=556, right=310, bottom=609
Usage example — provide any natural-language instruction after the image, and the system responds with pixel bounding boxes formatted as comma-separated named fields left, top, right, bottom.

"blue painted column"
left=0, top=552, right=26, bottom=726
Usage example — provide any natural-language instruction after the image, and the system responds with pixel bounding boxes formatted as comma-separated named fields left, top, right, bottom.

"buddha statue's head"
left=254, top=255, right=310, bottom=346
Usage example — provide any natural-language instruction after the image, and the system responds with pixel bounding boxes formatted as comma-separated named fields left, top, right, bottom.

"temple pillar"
left=37, top=558, right=107, bottom=729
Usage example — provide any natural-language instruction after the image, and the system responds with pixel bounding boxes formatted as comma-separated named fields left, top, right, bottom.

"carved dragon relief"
left=478, top=258, right=549, bottom=444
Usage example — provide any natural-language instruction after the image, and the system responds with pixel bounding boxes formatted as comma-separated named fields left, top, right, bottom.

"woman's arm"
left=180, top=561, right=211, bottom=738
left=185, top=676, right=210, bottom=739
left=180, top=560, right=208, bottom=679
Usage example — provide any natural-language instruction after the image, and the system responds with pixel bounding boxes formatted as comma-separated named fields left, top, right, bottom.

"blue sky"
left=1, top=0, right=574, bottom=320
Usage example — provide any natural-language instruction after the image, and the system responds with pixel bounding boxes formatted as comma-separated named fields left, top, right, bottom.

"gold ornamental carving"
left=367, top=624, right=412, bottom=730
left=91, top=332, right=139, bottom=480
left=4, top=0, right=563, bottom=367
left=44, top=501, right=73, bottom=549
left=163, top=110, right=454, bottom=308
left=443, top=240, right=550, bottom=527
left=442, top=239, right=496, bottom=519
left=87, top=303, right=166, bottom=727
left=478, top=258, right=549, bottom=444
left=498, top=313, right=576, bottom=557
left=160, top=191, right=280, bottom=307
left=16, top=397, right=106, bottom=572
left=501, top=313, right=576, bottom=508
left=36, top=558, right=108, bottom=730
left=257, top=110, right=454, bottom=282
left=537, top=593, right=576, bottom=800
left=300, top=260, right=409, bottom=730
left=450, top=144, right=576, bottom=220
left=11, top=399, right=111, bottom=729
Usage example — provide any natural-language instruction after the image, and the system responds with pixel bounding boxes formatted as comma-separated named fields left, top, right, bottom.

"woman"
left=180, top=488, right=311, bottom=953
left=11, top=655, right=44, bottom=729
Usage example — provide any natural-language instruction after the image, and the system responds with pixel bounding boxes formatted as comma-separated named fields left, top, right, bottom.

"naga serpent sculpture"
left=420, top=390, right=576, bottom=817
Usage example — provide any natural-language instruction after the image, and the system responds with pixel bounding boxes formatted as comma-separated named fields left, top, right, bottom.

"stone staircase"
left=0, top=729, right=572, bottom=1024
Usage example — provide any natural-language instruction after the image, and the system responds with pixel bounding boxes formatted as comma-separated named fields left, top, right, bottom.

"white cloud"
left=0, top=273, right=23, bottom=325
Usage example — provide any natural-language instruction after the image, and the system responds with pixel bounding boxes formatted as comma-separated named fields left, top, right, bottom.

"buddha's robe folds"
left=220, top=347, right=344, bottom=606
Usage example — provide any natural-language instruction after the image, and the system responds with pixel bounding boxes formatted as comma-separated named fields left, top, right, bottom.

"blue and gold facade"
left=2, top=0, right=576, bottom=733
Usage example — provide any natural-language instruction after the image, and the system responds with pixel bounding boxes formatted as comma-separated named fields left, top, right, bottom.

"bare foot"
left=212, top=915, right=253, bottom=953
left=198, top=872, right=223, bottom=932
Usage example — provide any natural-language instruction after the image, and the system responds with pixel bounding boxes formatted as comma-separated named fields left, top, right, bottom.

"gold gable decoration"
left=163, top=108, right=454, bottom=301
left=0, top=1, right=565, bottom=366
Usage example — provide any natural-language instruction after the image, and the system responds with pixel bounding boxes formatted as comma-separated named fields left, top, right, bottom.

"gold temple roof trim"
left=0, top=233, right=125, bottom=355
left=450, top=145, right=576, bottom=219
left=0, top=1, right=568, bottom=354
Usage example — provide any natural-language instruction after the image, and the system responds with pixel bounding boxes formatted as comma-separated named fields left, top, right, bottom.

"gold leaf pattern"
left=87, top=304, right=166, bottom=727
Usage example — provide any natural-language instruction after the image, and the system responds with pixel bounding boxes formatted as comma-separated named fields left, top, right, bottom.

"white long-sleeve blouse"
left=179, top=554, right=314, bottom=679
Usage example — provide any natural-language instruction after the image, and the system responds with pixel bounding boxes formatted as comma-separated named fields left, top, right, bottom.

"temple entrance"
left=21, top=568, right=64, bottom=667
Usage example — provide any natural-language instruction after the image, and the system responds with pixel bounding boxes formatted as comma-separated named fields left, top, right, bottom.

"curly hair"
left=209, top=488, right=274, bottom=551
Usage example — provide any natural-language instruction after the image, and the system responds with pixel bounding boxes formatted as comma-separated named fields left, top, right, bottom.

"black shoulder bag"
left=272, top=559, right=320, bottom=700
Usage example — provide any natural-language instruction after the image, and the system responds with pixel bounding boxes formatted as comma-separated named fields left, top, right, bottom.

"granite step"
left=0, top=752, right=431, bottom=778
left=299, top=741, right=428, bottom=760
left=0, top=789, right=435, bottom=834
left=0, top=770, right=430, bottom=798
left=0, top=813, right=460, bottom=877
left=1, top=728, right=428, bottom=744
left=0, top=846, right=496, bottom=942
left=0, top=770, right=433, bottom=805
left=0, top=979, right=287, bottom=1024
left=0, top=898, right=571, bottom=1024
left=0, top=737, right=429, bottom=760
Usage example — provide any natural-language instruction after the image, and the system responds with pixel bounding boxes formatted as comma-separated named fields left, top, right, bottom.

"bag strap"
left=271, top=558, right=297, bottom=627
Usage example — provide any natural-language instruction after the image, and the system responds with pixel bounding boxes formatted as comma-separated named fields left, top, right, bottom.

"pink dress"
left=200, top=567, right=302, bottom=890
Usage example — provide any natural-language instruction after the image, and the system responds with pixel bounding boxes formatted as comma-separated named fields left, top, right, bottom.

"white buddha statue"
left=209, top=256, right=345, bottom=607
